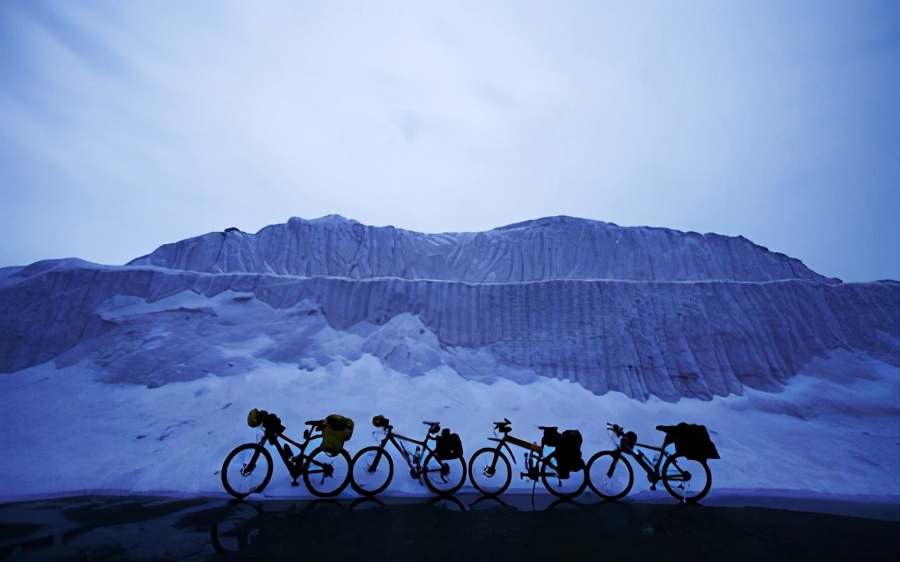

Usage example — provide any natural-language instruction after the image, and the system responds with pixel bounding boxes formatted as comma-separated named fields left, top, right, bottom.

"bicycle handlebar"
left=607, top=422, right=625, bottom=436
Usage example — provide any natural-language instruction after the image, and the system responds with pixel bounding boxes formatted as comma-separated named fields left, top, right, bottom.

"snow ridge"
left=128, top=215, right=832, bottom=283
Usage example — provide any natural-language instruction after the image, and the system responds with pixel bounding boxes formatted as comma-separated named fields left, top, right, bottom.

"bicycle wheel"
left=467, top=448, right=512, bottom=497
left=350, top=446, right=394, bottom=496
left=303, top=447, right=352, bottom=497
left=421, top=452, right=466, bottom=496
left=661, top=455, right=712, bottom=503
left=540, top=452, right=587, bottom=499
left=221, top=443, right=274, bottom=499
left=586, top=451, right=634, bottom=501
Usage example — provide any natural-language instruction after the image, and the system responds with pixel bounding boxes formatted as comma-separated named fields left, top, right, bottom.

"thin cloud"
left=0, top=0, right=897, bottom=281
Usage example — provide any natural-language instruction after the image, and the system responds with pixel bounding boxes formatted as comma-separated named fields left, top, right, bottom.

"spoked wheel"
left=540, top=452, right=587, bottom=499
left=221, top=443, right=274, bottom=499
left=661, top=455, right=712, bottom=503
left=303, top=447, right=352, bottom=497
left=586, top=451, right=634, bottom=501
left=350, top=446, right=394, bottom=496
left=467, top=448, right=512, bottom=497
left=421, top=452, right=467, bottom=496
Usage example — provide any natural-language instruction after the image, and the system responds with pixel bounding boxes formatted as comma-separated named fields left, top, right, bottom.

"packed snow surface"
left=0, top=342, right=897, bottom=502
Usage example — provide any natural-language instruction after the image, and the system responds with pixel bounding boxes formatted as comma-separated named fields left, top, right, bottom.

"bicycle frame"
left=618, top=441, right=669, bottom=483
left=369, top=424, right=439, bottom=478
left=486, top=433, right=542, bottom=477
left=469, top=418, right=587, bottom=499
left=255, top=422, right=333, bottom=485
left=585, top=422, right=713, bottom=504
left=604, top=428, right=686, bottom=487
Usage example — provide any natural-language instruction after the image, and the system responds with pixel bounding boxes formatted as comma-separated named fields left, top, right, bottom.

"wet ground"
left=1, top=493, right=898, bottom=561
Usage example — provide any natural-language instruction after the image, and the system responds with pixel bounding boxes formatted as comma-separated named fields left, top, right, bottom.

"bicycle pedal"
left=291, top=481, right=300, bottom=487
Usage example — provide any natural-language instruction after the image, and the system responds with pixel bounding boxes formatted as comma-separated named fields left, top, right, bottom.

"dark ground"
left=1, top=493, right=898, bottom=561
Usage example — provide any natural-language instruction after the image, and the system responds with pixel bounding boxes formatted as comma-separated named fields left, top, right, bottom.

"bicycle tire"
left=350, top=446, right=394, bottom=496
left=540, top=452, right=587, bottom=499
left=303, top=446, right=352, bottom=498
left=586, top=451, right=634, bottom=501
left=661, top=454, right=712, bottom=503
left=468, top=447, right=512, bottom=497
left=421, top=452, right=467, bottom=496
left=221, top=443, right=274, bottom=499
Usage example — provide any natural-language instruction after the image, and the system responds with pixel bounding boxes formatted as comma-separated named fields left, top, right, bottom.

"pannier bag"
left=322, top=414, right=355, bottom=456
left=556, top=429, right=585, bottom=476
left=435, top=428, right=464, bottom=460
left=658, top=423, right=720, bottom=461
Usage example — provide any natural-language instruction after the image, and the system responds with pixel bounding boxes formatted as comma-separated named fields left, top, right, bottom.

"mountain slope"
left=1, top=216, right=896, bottom=401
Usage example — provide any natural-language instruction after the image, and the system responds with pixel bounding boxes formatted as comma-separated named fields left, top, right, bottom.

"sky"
left=1, top=0, right=898, bottom=282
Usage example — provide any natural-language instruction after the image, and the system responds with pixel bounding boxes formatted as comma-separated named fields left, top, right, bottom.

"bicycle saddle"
left=537, top=425, right=557, bottom=431
left=305, top=419, right=325, bottom=428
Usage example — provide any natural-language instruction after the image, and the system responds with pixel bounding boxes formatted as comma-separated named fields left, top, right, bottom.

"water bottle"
left=635, top=449, right=646, bottom=465
left=400, top=443, right=410, bottom=462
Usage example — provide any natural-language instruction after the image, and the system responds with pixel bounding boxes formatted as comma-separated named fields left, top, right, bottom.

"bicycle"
left=585, top=422, right=713, bottom=503
left=468, top=418, right=587, bottom=499
left=221, top=411, right=351, bottom=499
left=349, top=415, right=467, bottom=497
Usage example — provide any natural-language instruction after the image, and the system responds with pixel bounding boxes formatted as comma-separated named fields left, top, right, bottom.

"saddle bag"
left=541, top=427, right=561, bottom=448
left=659, top=423, right=720, bottom=461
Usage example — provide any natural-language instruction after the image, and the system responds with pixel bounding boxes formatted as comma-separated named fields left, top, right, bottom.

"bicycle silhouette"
left=221, top=411, right=351, bottom=499
left=468, top=418, right=586, bottom=499
left=586, top=422, right=713, bottom=503
left=349, top=415, right=467, bottom=496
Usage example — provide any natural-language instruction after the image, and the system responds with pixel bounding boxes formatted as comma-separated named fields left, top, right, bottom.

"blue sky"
left=1, top=0, right=898, bottom=282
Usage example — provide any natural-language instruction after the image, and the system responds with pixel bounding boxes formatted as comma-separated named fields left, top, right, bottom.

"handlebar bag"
left=248, top=409, right=286, bottom=435
left=322, top=414, right=355, bottom=456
